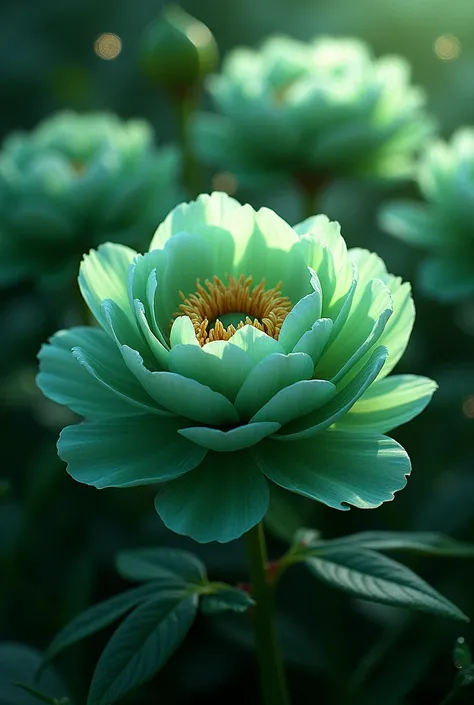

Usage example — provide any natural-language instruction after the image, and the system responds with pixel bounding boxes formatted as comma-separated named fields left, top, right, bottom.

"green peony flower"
left=193, top=36, right=434, bottom=187
left=380, top=128, right=474, bottom=302
left=37, top=192, right=436, bottom=544
left=0, top=111, right=181, bottom=287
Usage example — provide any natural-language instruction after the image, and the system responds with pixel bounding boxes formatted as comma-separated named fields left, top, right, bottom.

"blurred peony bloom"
left=380, top=128, right=474, bottom=302
left=0, top=112, right=182, bottom=287
left=193, top=36, right=434, bottom=187
left=38, top=192, right=436, bottom=543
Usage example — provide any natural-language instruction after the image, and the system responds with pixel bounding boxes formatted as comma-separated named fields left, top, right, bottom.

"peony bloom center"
left=176, top=274, right=293, bottom=346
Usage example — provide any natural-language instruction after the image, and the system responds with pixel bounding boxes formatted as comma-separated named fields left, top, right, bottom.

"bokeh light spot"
left=94, top=33, right=122, bottom=60
left=212, top=172, right=238, bottom=195
left=434, top=35, right=461, bottom=61
left=462, top=396, right=474, bottom=419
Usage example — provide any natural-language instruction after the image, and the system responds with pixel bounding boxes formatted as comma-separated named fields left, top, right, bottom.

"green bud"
left=141, top=5, right=218, bottom=92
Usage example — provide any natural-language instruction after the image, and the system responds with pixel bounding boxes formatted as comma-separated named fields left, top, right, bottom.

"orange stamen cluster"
left=176, top=275, right=292, bottom=346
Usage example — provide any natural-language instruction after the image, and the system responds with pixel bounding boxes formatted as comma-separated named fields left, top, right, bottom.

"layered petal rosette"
left=0, top=111, right=181, bottom=286
left=194, top=36, right=434, bottom=186
left=38, top=192, right=436, bottom=543
left=380, top=128, right=474, bottom=302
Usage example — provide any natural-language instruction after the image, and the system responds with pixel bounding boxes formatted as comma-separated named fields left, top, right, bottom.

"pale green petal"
left=170, top=316, right=200, bottom=347
left=178, top=421, right=280, bottom=452
left=234, top=352, right=314, bottom=421
left=349, top=247, right=387, bottom=285
left=278, top=289, right=322, bottom=352
left=133, top=300, right=170, bottom=370
left=169, top=340, right=254, bottom=401
left=293, top=318, right=333, bottom=365
left=121, top=346, right=239, bottom=426
left=101, top=298, right=156, bottom=369
left=250, top=379, right=336, bottom=425
left=78, top=243, right=136, bottom=328
left=250, top=430, right=411, bottom=510
left=154, top=450, right=269, bottom=543
left=37, top=327, right=152, bottom=418
left=226, top=325, right=285, bottom=363
left=274, top=345, right=388, bottom=440
left=58, top=416, right=206, bottom=488
left=334, top=375, right=437, bottom=434
left=377, top=278, right=414, bottom=378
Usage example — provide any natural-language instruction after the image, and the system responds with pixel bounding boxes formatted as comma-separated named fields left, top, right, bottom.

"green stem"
left=244, top=522, right=291, bottom=705
left=173, top=86, right=201, bottom=197
left=296, top=172, right=328, bottom=220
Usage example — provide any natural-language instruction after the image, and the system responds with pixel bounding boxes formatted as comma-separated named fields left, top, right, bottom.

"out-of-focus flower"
left=380, top=128, right=474, bottom=302
left=38, top=192, right=436, bottom=544
left=193, top=36, right=434, bottom=187
left=0, top=111, right=182, bottom=287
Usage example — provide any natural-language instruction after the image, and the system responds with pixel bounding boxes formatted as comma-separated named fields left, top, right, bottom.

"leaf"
left=264, top=484, right=316, bottom=543
left=115, top=547, right=206, bottom=585
left=300, top=530, right=474, bottom=557
left=11, top=683, right=68, bottom=705
left=0, top=643, right=71, bottom=705
left=201, top=587, right=255, bottom=615
left=87, top=591, right=197, bottom=705
left=305, top=547, right=468, bottom=621
left=44, top=582, right=160, bottom=665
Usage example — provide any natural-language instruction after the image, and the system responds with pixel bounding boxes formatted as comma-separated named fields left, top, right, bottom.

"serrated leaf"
left=44, top=582, right=160, bottom=665
left=201, top=587, right=255, bottom=615
left=305, top=547, right=468, bottom=621
left=115, top=547, right=206, bottom=584
left=317, top=531, right=474, bottom=557
left=87, top=591, right=197, bottom=705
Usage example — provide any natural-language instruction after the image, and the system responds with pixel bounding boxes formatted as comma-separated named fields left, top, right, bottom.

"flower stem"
left=296, top=172, right=328, bottom=220
left=172, top=86, right=201, bottom=198
left=244, top=522, right=291, bottom=705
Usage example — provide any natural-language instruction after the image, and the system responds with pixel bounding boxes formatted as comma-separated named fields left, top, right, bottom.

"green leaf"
left=303, top=530, right=474, bottom=557
left=44, top=583, right=159, bottom=664
left=87, top=591, right=197, bottom=705
left=0, top=643, right=70, bottom=705
left=115, top=548, right=206, bottom=585
left=305, top=547, right=468, bottom=621
left=201, top=587, right=255, bottom=615
left=11, top=683, right=68, bottom=705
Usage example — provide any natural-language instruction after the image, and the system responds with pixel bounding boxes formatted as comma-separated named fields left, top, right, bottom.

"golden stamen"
left=175, top=275, right=292, bottom=346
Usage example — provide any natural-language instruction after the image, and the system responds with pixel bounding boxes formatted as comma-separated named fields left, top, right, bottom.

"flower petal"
left=58, top=416, right=206, bottom=488
left=333, top=374, right=437, bottom=434
left=169, top=316, right=200, bottom=347
left=251, top=430, right=411, bottom=510
left=120, top=346, right=239, bottom=426
left=250, top=379, right=336, bottom=425
left=234, top=352, right=314, bottom=421
left=178, top=421, right=280, bottom=452
left=278, top=289, right=322, bottom=352
left=274, top=345, right=388, bottom=440
left=169, top=340, right=254, bottom=401
left=292, top=318, right=333, bottom=365
left=37, top=327, right=156, bottom=418
left=154, top=450, right=269, bottom=543
left=226, top=325, right=285, bottom=363
left=133, top=299, right=170, bottom=370
left=79, top=243, right=136, bottom=328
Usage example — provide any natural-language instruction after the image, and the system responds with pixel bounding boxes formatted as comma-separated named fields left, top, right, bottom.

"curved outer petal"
left=250, top=379, right=336, bottom=425
left=154, top=450, right=269, bottom=543
left=37, top=327, right=160, bottom=418
left=58, top=416, right=207, bottom=488
left=274, top=345, right=388, bottom=440
left=333, top=375, right=437, bottom=434
left=178, top=421, right=281, bottom=452
left=78, top=243, right=136, bottom=329
left=226, top=325, right=285, bottom=363
left=250, top=429, right=411, bottom=510
left=292, top=318, right=333, bottom=365
left=278, top=289, right=322, bottom=352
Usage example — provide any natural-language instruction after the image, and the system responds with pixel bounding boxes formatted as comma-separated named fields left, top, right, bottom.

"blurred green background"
left=1, top=1, right=474, bottom=704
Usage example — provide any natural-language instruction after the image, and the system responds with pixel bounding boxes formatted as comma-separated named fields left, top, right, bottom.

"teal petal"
left=120, top=346, right=239, bottom=426
left=127, top=251, right=168, bottom=347
left=419, top=256, right=474, bottom=303
left=178, top=421, right=280, bottom=452
left=169, top=316, right=200, bottom=347
left=154, top=450, right=269, bottom=543
left=274, top=346, right=388, bottom=440
left=37, top=327, right=157, bottom=418
left=58, top=416, right=206, bottom=488
left=334, top=375, right=437, bottom=434
left=226, top=325, right=285, bottom=363
left=169, top=340, right=254, bottom=401
left=327, top=265, right=358, bottom=342
left=250, top=379, right=336, bottom=425
left=101, top=298, right=158, bottom=370
left=78, top=243, right=136, bottom=328
left=234, top=352, right=314, bottom=421
left=278, top=288, right=322, bottom=352
left=293, top=318, right=333, bottom=365
left=133, top=300, right=170, bottom=370
left=251, top=430, right=411, bottom=510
